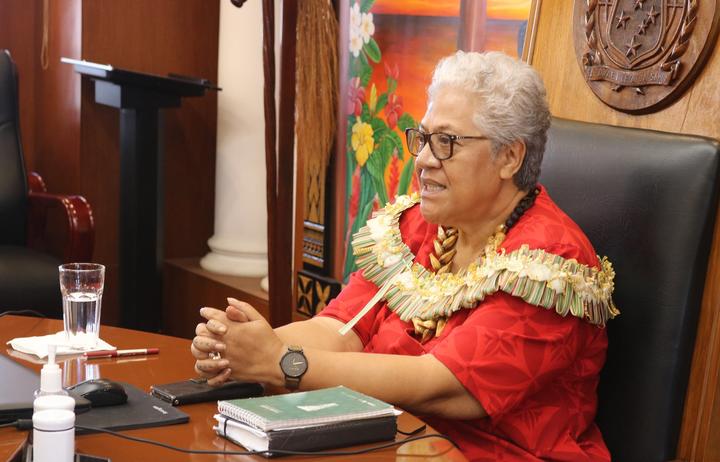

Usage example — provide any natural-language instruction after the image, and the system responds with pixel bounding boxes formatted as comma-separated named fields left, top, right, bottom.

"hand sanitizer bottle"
left=32, top=409, right=75, bottom=462
left=33, top=345, right=69, bottom=398
left=31, top=345, right=76, bottom=462
left=33, top=345, right=75, bottom=412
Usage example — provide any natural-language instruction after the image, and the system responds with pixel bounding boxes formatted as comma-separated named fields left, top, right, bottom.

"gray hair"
left=428, top=51, right=551, bottom=191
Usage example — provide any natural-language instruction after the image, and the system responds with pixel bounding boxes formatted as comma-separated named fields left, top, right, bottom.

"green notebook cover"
left=217, top=386, right=395, bottom=432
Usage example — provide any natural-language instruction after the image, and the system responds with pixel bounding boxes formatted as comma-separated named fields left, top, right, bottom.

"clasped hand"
left=191, top=298, right=285, bottom=387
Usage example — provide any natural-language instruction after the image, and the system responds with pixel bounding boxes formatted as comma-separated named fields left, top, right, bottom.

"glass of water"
left=59, top=263, right=105, bottom=349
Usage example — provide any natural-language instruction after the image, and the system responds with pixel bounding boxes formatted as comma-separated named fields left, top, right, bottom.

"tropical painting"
left=341, top=0, right=531, bottom=279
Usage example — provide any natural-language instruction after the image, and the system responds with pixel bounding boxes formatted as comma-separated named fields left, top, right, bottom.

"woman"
left=191, top=51, right=618, bottom=461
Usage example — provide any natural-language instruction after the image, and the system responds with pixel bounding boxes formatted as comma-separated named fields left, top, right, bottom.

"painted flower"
left=387, top=156, right=400, bottom=198
left=384, top=61, right=399, bottom=80
left=350, top=2, right=362, bottom=29
left=368, top=83, right=378, bottom=112
left=351, top=118, right=374, bottom=166
left=347, top=77, right=365, bottom=116
left=360, top=12, right=375, bottom=44
left=384, top=93, right=403, bottom=129
left=349, top=167, right=361, bottom=218
left=348, top=3, right=364, bottom=57
left=411, top=171, right=420, bottom=194
left=349, top=29, right=363, bottom=57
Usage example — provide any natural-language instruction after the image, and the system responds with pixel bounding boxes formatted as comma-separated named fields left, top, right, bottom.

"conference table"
left=0, top=315, right=466, bottom=462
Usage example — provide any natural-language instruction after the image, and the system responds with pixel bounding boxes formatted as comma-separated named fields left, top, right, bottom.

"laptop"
left=0, top=355, right=89, bottom=423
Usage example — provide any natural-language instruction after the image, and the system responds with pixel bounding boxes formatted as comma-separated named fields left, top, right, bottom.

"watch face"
left=280, top=351, right=307, bottom=378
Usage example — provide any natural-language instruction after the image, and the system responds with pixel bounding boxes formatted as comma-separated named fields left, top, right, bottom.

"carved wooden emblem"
left=573, top=0, right=720, bottom=113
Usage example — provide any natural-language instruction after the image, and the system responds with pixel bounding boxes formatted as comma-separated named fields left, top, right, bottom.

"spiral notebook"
left=217, top=386, right=396, bottom=432
left=214, top=412, right=398, bottom=455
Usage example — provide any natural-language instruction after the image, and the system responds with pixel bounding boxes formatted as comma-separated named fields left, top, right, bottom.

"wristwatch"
left=279, top=345, right=308, bottom=390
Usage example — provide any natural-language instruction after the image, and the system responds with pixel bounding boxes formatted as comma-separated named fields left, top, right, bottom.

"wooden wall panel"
left=0, top=1, right=219, bottom=328
left=530, top=2, right=720, bottom=460
left=79, top=78, right=121, bottom=324
left=0, top=0, right=40, bottom=170
left=80, top=0, right=219, bottom=259
left=532, top=1, right=720, bottom=139
left=35, top=0, right=82, bottom=195
left=0, top=0, right=82, bottom=193
left=79, top=0, right=220, bottom=326
left=163, top=259, right=269, bottom=339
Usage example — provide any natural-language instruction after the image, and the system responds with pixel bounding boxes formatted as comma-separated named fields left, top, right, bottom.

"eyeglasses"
left=405, top=127, right=488, bottom=161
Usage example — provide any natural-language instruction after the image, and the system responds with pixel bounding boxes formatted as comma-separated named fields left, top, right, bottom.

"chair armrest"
left=28, top=171, right=47, bottom=193
left=27, top=192, right=95, bottom=262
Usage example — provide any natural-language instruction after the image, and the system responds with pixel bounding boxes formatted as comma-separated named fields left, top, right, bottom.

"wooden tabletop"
left=0, top=315, right=466, bottom=462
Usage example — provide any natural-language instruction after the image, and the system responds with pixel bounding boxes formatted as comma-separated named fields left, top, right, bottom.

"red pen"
left=84, top=348, right=160, bottom=358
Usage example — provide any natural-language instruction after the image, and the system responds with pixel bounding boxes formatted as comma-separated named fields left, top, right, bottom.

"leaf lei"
left=338, top=194, right=619, bottom=336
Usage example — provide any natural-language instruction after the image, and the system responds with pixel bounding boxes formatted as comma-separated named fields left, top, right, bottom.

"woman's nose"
left=415, top=141, right=440, bottom=169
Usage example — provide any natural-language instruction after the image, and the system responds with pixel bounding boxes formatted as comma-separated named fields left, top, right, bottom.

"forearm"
left=268, top=348, right=486, bottom=420
left=196, top=305, right=485, bottom=419
left=274, top=317, right=363, bottom=352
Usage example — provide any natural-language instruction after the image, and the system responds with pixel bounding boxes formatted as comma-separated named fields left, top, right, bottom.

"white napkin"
left=7, top=331, right=116, bottom=358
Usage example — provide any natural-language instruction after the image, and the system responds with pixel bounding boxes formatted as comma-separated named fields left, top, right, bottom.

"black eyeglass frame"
left=405, top=127, right=489, bottom=160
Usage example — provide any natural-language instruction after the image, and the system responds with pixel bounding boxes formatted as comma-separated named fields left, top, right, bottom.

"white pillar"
left=201, top=0, right=268, bottom=279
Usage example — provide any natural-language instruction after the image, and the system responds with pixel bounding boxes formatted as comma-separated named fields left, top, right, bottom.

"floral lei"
left=338, top=194, right=620, bottom=336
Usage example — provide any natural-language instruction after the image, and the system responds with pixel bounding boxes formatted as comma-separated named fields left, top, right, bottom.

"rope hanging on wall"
left=40, top=0, right=50, bottom=70
left=295, top=0, right=339, bottom=224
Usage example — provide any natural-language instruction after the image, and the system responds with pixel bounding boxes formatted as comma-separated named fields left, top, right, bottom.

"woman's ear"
left=498, top=140, right=526, bottom=180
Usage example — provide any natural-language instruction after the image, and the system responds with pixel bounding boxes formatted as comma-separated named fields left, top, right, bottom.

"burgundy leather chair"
left=540, top=118, right=720, bottom=462
left=0, top=49, right=94, bottom=316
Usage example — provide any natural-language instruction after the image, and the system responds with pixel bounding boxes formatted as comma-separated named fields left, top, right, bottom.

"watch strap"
left=281, top=345, right=307, bottom=390
left=284, top=376, right=301, bottom=390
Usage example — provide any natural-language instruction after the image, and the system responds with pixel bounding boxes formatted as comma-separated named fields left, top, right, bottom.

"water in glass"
left=59, top=263, right=105, bottom=349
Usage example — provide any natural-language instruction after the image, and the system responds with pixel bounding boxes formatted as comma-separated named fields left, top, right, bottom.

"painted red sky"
left=371, top=0, right=531, bottom=20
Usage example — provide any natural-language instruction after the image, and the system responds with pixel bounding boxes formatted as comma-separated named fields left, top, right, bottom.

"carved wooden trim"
left=331, top=0, right=350, bottom=281
left=296, top=269, right=342, bottom=318
left=523, top=0, right=543, bottom=63
left=677, top=206, right=720, bottom=460
left=264, top=0, right=295, bottom=327
left=573, top=0, right=720, bottom=113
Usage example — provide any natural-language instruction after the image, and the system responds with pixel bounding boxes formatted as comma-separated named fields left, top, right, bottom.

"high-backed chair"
left=0, top=49, right=95, bottom=316
left=540, top=118, right=720, bottom=462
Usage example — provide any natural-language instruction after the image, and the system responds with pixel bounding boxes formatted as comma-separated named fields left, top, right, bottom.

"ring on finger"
left=209, top=351, right=222, bottom=360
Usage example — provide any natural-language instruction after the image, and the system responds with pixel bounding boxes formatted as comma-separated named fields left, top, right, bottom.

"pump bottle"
left=31, top=345, right=75, bottom=462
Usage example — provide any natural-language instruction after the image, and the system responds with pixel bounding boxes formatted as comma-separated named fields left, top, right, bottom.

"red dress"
left=317, top=186, right=611, bottom=461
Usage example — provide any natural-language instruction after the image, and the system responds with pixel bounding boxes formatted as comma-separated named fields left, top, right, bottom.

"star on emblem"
left=616, top=10, right=630, bottom=29
left=637, top=20, right=648, bottom=35
left=646, top=5, right=660, bottom=24
left=625, top=35, right=642, bottom=58
left=633, top=0, right=644, bottom=10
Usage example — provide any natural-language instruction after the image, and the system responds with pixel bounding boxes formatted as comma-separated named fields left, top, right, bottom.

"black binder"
left=216, top=414, right=398, bottom=457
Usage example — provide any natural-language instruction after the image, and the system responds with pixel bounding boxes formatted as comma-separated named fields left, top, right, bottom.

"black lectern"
left=62, top=58, right=219, bottom=332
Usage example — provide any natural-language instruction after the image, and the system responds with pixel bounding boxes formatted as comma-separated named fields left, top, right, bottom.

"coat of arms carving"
left=573, top=0, right=719, bottom=113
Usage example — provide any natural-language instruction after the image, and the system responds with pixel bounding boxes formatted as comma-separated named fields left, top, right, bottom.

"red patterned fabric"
left=318, top=186, right=611, bottom=461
